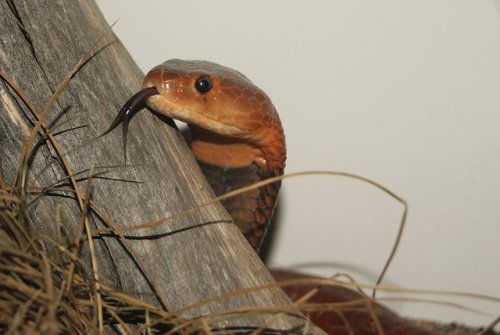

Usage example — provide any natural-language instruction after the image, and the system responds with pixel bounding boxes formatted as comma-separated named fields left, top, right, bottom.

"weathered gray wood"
left=0, top=0, right=325, bottom=333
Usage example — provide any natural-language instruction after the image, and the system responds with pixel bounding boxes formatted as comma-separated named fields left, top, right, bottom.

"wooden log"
left=0, top=0, right=325, bottom=333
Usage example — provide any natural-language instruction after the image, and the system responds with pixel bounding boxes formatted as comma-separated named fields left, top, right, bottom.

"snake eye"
left=195, top=75, right=212, bottom=94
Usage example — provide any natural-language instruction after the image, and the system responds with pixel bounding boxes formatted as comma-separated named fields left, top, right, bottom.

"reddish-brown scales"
left=142, top=59, right=286, bottom=251
left=105, top=60, right=494, bottom=334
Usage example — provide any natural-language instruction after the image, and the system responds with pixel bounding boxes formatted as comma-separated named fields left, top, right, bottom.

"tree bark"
left=0, top=0, right=324, bottom=333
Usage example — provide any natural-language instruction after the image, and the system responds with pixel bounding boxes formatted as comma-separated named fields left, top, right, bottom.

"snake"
left=102, top=59, right=286, bottom=252
left=101, top=60, right=491, bottom=335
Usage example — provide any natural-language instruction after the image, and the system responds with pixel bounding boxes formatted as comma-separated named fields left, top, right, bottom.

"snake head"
left=102, top=59, right=285, bottom=169
left=142, top=60, right=276, bottom=135
left=143, top=59, right=285, bottom=169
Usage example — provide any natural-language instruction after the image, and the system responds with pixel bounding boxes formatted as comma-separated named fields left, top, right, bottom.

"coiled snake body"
left=103, top=59, right=286, bottom=252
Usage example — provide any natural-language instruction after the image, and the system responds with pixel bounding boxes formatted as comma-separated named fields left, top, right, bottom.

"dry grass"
left=1, top=190, right=499, bottom=334
left=0, top=189, right=210, bottom=334
left=0, top=28, right=190, bottom=335
left=1, top=25, right=499, bottom=335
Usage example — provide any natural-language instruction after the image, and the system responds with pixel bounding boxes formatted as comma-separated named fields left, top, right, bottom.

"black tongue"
left=100, top=86, right=159, bottom=162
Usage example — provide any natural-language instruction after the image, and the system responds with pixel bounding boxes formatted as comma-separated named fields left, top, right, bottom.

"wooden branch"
left=0, top=0, right=324, bottom=333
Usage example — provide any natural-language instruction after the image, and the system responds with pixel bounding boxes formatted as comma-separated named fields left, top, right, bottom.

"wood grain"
left=0, top=0, right=325, bottom=333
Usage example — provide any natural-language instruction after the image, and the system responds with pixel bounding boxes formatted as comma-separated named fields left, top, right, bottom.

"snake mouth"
left=101, top=87, right=243, bottom=154
left=146, top=94, right=243, bottom=137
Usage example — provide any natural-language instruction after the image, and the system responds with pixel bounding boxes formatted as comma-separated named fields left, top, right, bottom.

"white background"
left=96, top=1, right=500, bottom=328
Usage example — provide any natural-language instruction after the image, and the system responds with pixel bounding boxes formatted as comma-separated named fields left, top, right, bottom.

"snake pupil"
left=195, top=75, right=212, bottom=94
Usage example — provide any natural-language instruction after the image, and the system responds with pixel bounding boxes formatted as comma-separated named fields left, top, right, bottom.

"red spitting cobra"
left=103, top=60, right=495, bottom=335
left=102, top=59, right=285, bottom=252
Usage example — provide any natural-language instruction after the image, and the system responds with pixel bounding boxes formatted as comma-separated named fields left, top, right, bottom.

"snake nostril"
left=194, top=75, right=212, bottom=94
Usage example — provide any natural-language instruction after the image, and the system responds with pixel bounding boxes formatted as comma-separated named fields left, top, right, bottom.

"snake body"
left=197, top=161, right=282, bottom=250
left=103, top=60, right=490, bottom=335
left=104, top=59, right=286, bottom=252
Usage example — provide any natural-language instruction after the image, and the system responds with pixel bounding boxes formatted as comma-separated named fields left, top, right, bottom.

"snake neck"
left=196, top=160, right=283, bottom=252
left=188, top=124, right=285, bottom=252
left=189, top=125, right=286, bottom=170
